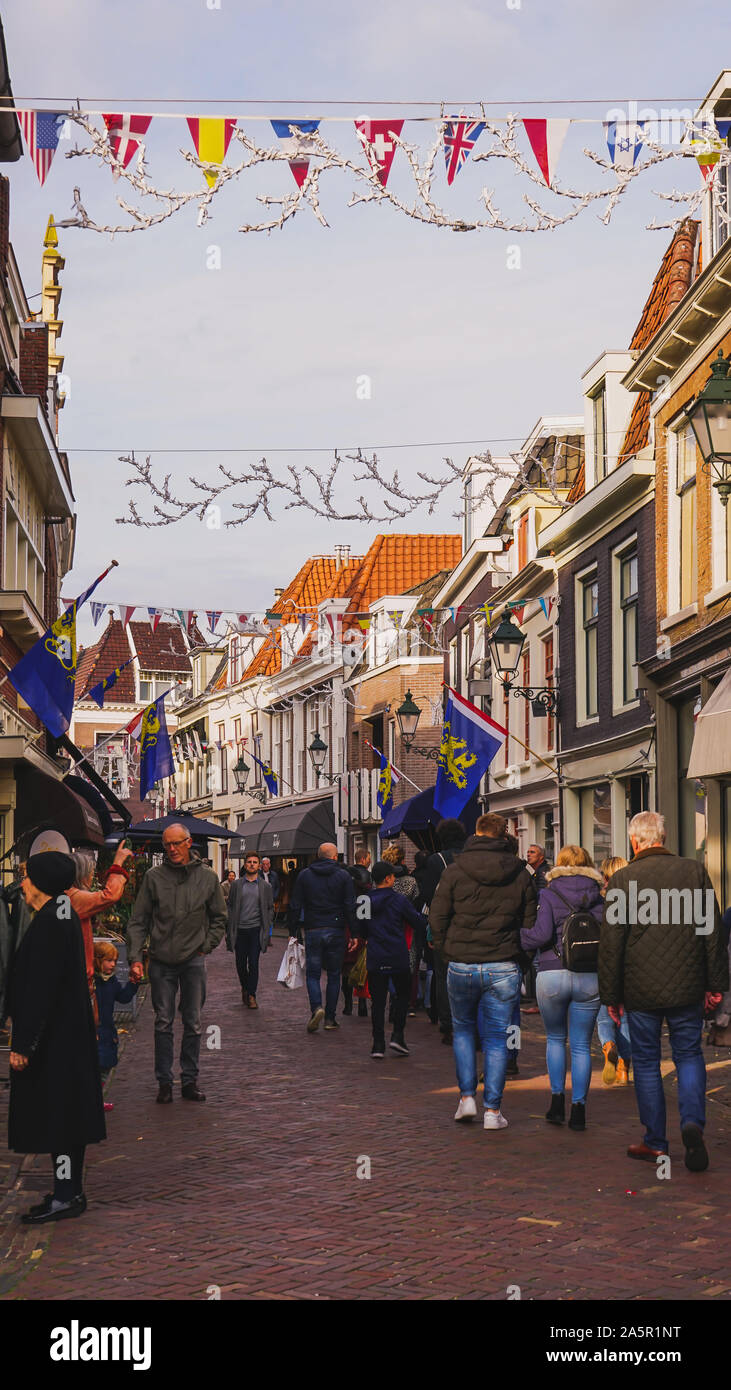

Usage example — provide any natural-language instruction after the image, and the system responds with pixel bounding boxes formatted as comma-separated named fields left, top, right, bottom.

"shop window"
left=579, top=572, right=599, bottom=719
left=677, top=426, right=697, bottom=609
left=678, top=696, right=706, bottom=863
left=592, top=783, right=612, bottom=865
left=619, top=548, right=639, bottom=704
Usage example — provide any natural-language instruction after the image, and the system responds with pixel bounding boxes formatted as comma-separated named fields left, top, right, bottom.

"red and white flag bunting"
left=355, top=120, right=404, bottom=187
left=522, top=118, right=570, bottom=187
left=119, top=605, right=136, bottom=628
left=102, top=114, right=152, bottom=172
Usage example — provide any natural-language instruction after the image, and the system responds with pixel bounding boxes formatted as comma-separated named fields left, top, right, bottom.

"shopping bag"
left=348, top=943, right=368, bottom=990
left=277, top=936, right=306, bottom=990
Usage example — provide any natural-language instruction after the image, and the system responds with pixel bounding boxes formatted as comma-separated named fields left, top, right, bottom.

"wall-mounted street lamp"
left=487, top=610, right=558, bottom=719
left=682, top=349, right=731, bottom=506
left=232, top=756, right=267, bottom=804
left=307, top=731, right=340, bottom=783
left=395, top=690, right=440, bottom=761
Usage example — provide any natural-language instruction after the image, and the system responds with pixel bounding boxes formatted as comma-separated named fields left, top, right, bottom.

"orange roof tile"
left=619, top=219, right=699, bottom=464
left=222, top=535, right=462, bottom=688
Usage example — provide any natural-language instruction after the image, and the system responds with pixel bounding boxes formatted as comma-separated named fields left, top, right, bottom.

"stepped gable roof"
left=619, top=219, right=700, bottom=466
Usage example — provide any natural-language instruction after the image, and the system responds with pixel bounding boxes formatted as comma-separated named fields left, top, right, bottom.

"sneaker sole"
left=681, top=1123, right=709, bottom=1172
left=455, top=1111, right=476, bottom=1123
left=389, top=1043, right=409, bottom=1055
left=307, top=1009, right=325, bottom=1033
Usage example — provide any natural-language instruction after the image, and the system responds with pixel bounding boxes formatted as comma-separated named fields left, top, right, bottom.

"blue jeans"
left=304, top=928, right=345, bottom=1020
left=447, top=961, right=521, bottom=1110
left=627, top=1005, right=706, bottom=1152
left=149, top=956, right=207, bottom=1087
left=536, top=969, right=600, bottom=1105
left=597, top=1003, right=632, bottom=1062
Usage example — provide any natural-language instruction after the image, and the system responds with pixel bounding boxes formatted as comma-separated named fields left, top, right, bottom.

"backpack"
left=549, top=884, right=600, bottom=973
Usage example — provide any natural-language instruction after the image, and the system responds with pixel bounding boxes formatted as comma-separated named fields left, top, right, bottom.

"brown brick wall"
left=18, top=322, right=49, bottom=409
left=655, top=329, right=731, bottom=647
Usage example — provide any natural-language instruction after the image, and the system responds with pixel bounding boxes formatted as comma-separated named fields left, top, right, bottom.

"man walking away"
left=226, top=853, right=273, bottom=1009
left=430, top=813, right=537, bottom=1131
left=128, top=825, right=227, bottom=1103
left=599, top=811, right=729, bottom=1171
left=364, top=861, right=428, bottom=1058
left=288, top=843, right=357, bottom=1033
left=420, top=818, right=467, bottom=1045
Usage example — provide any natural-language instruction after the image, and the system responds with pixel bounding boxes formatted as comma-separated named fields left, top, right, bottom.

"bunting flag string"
left=148, top=607, right=162, bottom=632
left=74, top=595, right=559, bottom=629
left=354, top=119, right=404, bottom=186
left=270, top=118, right=322, bottom=187
left=186, top=117, right=237, bottom=187
left=206, top=610, right=222, bottom=633
left=604, top=118, right=646, bottom=169
left=523, top=118, right=570, bottom=187
left=102, top=113, right=152, bottom=171
left=443, top=117, right=485, bottom=184
left=18, top=110, right=65, bottom=185
left=90, top=601, right=106, bottom=626
left=118, top=604, right=136, bottom=628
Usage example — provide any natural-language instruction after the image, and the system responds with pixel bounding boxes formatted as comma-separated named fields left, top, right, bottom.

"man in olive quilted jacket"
left=599, top=810, right=728, bottom=1172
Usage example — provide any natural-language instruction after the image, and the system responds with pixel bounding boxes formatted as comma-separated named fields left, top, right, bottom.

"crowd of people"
left=4, top=806, right=730, bottom=1224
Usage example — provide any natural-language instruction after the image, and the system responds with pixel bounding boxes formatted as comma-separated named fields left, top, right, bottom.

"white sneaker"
left=484, top=1109, right=508, bottom=1130
left=454, top=1096, right=478, bottom=1123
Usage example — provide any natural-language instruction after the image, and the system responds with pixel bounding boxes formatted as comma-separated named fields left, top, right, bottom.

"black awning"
left=15, top=764, right=107, bottom=847
left=230, top=799, right=335, bottom=858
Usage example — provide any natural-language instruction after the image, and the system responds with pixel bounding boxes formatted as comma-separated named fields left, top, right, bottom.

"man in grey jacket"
left=226, top=852, right=274, bottom=1009
left=128, top=824, right=227, bottom=1104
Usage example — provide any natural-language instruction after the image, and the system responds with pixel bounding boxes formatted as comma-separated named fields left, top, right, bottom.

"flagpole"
left=441, top=683, right=559, bottom=780
left=364, top=738, right=422, bottom=793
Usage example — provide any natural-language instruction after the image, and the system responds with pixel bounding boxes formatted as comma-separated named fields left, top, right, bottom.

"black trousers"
left=235, top=927, right=261, bottom=997
left=368, top=969, right=410, bottom=1043
left=52, top=1146, right=85, bottom=1201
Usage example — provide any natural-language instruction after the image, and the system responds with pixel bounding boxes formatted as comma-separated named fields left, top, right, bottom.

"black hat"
left=26, top=851, right=76, bottom=897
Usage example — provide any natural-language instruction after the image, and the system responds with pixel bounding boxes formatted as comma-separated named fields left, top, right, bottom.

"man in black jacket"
left=288, top=843, right=357, bottom=1033
left=599, top=810, right=729, bottom=1172
left=430, top=812, right=537, bottom=1131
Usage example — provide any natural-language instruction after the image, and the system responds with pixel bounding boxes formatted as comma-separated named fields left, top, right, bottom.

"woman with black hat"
left=8, top=851, right=105, bottom=1224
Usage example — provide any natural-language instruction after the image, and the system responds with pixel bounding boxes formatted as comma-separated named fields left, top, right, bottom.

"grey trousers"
left=149, top=956, right=207, bottom=1086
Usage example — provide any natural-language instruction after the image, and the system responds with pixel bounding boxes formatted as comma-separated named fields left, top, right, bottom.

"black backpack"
left=550, top=884, right=600, bottom=973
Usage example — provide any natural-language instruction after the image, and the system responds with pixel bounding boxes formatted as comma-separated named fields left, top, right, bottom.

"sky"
left=3, top=0, right=730, bottom=645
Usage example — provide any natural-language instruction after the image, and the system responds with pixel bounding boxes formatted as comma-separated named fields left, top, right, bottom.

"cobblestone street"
left=1, top=941, right=730, bottom=1302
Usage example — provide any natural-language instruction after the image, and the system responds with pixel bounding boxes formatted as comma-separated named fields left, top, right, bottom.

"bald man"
left=288, top=843, right=357, bottom=1032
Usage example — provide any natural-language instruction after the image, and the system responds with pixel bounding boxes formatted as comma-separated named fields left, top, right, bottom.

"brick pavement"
left=1, top=940, right=730, bottom=1301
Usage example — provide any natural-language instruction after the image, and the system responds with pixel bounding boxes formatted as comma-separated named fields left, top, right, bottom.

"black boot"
left=342, top=985, right=353, bottom=1016
left=545, top=1093, right=565, bottom=1125
left=568, top=1101, right=586, bottom=1132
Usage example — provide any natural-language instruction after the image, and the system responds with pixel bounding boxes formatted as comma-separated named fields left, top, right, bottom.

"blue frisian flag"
left=250, top=749, right=278, bottom=795
left=88, top=655, right=135, bottom=709
left=126, top=693, right=175, bottom=801
left=377, top=753, right=396, bottom=816
left=433, top=686, right=507, bottom=820
left=6, top=561, right=117, bottom=737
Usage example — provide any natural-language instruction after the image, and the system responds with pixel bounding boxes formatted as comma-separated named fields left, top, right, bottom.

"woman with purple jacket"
left=521, top=845, right=604, bottom=1133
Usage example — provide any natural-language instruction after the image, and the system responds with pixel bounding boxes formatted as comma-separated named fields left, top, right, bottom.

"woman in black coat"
left=8, top=852, right=105, bottom=1224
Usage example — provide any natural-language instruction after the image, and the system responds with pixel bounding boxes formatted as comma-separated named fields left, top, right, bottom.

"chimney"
left=334, top=544, right=351, bottom=570
left=274, top=587, right=284, bottom=600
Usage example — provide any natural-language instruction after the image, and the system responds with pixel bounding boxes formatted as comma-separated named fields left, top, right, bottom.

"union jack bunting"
left=19, top=111, right=65, bottom=186
left=443, top=118, right=485, bottom=185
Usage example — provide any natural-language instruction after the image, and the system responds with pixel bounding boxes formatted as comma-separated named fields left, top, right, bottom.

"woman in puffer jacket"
left=521, top=845, right=604, bottom=1133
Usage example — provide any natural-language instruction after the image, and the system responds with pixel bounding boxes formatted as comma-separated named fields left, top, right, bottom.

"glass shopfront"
left=678, top=697, right=706, bottom=863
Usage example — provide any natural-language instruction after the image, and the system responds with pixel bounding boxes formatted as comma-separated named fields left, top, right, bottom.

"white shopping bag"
left=277, top=936, right=306, bottom=990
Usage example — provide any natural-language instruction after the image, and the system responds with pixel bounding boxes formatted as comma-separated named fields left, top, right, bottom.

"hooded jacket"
left=126, top=854, right=227, bottom=967
left=521, top=865, right=604, bottom=973
left=598, top=847, right=729, bottom=1011
left=429, top=835, right=537, bottom=964
left=363, top=888, right=428, bottom=973
left=287, top=859, right=357, bottom=935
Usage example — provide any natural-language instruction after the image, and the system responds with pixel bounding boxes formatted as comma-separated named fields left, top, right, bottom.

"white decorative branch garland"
left=51, top=111, right=728, bottom=239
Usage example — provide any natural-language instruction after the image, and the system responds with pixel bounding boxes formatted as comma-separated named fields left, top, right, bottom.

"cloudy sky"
left=3, top=1, right=726, bottom=643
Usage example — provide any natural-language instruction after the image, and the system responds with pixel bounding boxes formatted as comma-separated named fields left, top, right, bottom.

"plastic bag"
left=277, top=936, right=306, bottom=990
left=348, top=943, right=368, bottom=990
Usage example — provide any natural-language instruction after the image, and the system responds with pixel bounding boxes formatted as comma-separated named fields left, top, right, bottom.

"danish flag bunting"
left=18, top=111, right=65, bottom=186
left=102, top=114, right=152, bottom=171
left=186, top=118, right=237, bottom=188
left=270, top=119, right=321, bottom=188
left=118, top=605, right=136, bottom=628
left=355, top=119, right=404, bottom=187
left=443, top=118, right=485, bottom=185
left=522, top=118, right=570, bottom=187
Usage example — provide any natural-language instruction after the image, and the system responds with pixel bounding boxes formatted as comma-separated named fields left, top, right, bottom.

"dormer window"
left=592, top=385, right=607, bottom=481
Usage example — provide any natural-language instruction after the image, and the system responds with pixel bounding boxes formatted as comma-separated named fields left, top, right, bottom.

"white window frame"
left=611, top=536, right=640, bottom=714
left=574, top=563, right=599, bottom=726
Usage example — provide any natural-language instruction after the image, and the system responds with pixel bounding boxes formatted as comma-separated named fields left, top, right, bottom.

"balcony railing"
left=338, top=767, right=383, bottom=825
